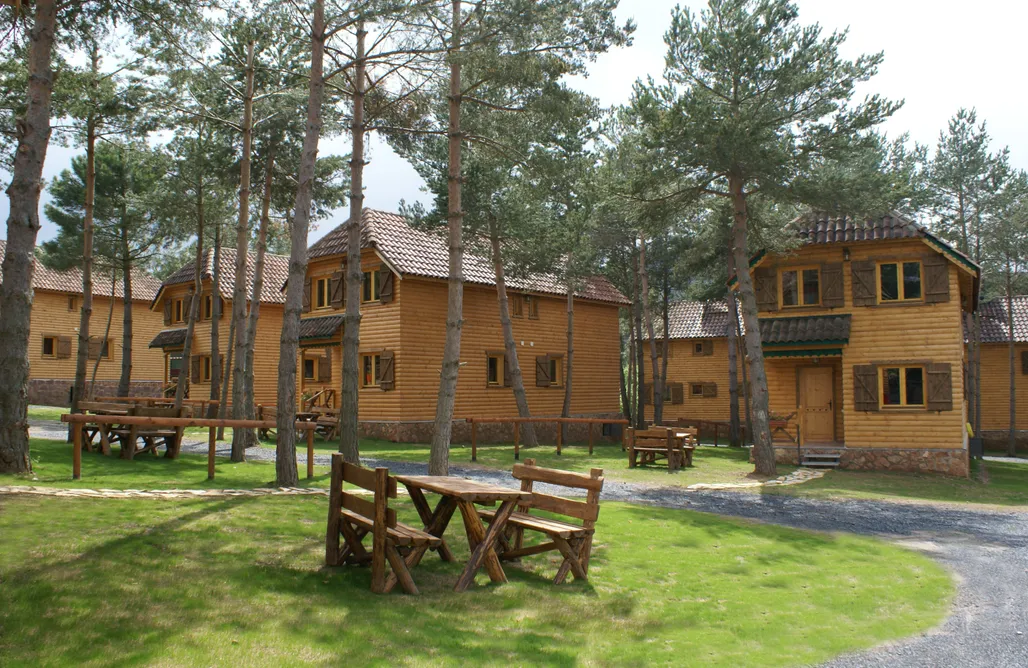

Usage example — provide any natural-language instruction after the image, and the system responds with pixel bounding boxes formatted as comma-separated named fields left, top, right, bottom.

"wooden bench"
left=256, top=405, right=277, bottom=440
left=480, top=458, right=603, bottom=584
left=109, top=406, right=191, bottom=460
left=626, top=426, right=697, bottom=471
left=325, top=453, right=441, bottom=595
left=313, top=407, right=339, bottom=441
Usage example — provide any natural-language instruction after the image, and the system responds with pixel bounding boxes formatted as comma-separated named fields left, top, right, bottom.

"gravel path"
left=30, top=419, right=1028, bottom=667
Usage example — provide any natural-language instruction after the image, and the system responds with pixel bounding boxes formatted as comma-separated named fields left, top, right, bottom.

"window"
left=100, top=339, right=111, bottom=359
left=362, top=354, right=381, bottom=387
left=878, top=261, right=922, bottom=302
left=42, top=336, right=57, bottom=358
left=526, top=295, right=539, bottom=319
left=168, top=354, right=184, bottom=381
left=303, top=358, right=317, bottom=381
left=694, top=342, right=703, bottom=355
left=487, top=353, right=504, bottom=386
left=362, top=270, right=380, bottom=303
left=511, top=295, right=524, bottom=318
left=314, top=276, right=331, bottom=310
left=691, top=383, right=705, bottom=398
left=174, top=298, right=184, bottom=323
left=68, top=296, right=77, bottom=311
left=203, top=295, right=213, bottom=320
left=881, top=366, right=925, bottom=407
left=548, top=355, right=563, bottom=387
left=781, top=267, right=820, bottom=307
left=201, top=355, right=212, bottom=382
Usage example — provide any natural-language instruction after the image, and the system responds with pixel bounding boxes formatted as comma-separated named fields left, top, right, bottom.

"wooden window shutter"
left=191, top=355, right=201, bottom=384
left=318, top=350, right=332, bottom=382
left=851, top=261, right=877, bottom=306
left=503, top=355, right=512, bottom=387
left=754, top=268, right=778, bottom=311
left=329, top=272, right=344, bottom=308
left=923, top=254, right=950, bottom=304
left=926, top=362, right=953, bottom=411
left=511, top=296, right=523, bottom=317
left=57, top=336, right=72, bottom=359
left=87, top=338, right=102, bottom=360
left=379, top=271, right=395, bottom=304
left=670, top=382, right=684, bottom=405
left=701, top=340, right=713, bottom=356
left=378, top=351, right=395, bottom=391
left=535, top=355, right=551, bottom=387
left=821, top=262, right=845, bottom=308
left=216, top=295, right=224, bottom=319
left=642, top=383, right=652, bottom=405
left=302, top=277, right=312, bottom=313
left=163, top=298, right=172, bottom=325
left=702, top=382, right=718, bottom=398
left=853, top=364, right=879, bottom=411
left=1021, top=350, right=1028, bottom=375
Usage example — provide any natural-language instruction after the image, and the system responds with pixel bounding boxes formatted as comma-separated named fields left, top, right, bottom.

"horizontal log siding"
left=659, top=339, right=732, bottom=421
left=29, top=290, right=164, bottom=381
left=765, top=357, right=845, bottom=442
left=758, top=239, right=969, bottom=450
left=399, top=278, right=622, bottom=420
left=978, top=343, right=1027, bottom=431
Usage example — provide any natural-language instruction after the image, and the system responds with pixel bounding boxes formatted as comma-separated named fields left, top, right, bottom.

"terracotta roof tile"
left=656, top=300, right=735, bottom=340
left=759, top=315, right=852, bottom=345
left=308, top=209, right=630, bottom=305
left=161, top=247, right=289, bottom=305
left=0, top=240, right=162, bottom=301
left=299, top=314, right=344, bottom=340
left=978, top=296, right=1028, bottom=344
left=149, top=328, right=188, bottom=349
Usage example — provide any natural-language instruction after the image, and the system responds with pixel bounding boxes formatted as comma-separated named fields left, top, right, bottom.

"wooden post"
left=207, top=426, right=216, bottom=480
left=72, top=422, right=82, bottom=480
left=513, top=421, right=520, bottom=461
left=556, top=419, right=562, bottom=456
left=588, top=422, right=594, bottom=455
left=471, top=420, right=478, bottom=462
left=371, top=468, right=388, bottom=594
left=307, top=426, right=315, bottom=479
left=326, top=453, right=343, bottom=566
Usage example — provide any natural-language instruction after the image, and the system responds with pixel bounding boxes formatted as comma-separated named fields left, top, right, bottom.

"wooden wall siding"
left=28, top=290, right=165, bottom=381
left=399, top=278, right=622, bottom=421
left=978, top=343, right=1028, bottom=431
left=657, top=339, right=733, bottom=422
left=757, top=238, right=969, bottom=450
left=765, top=357, right=845, bottom=442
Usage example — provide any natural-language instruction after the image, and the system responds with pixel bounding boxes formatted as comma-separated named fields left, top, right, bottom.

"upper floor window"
left=362, top=270, right=380, bottom=303
left=173, top=298, right=184, bottom=323
left=303, top=358, right=317, bottom=381
left=781, top=267, right=820, bottom=307
left=68, top=296, right=77, bottom=311
left=42, top=336, right=58, bottom=358
left=878, top=261, right=922, bottom=302
left=881, top=366, right=924, bottom=407
left=203, top=295, right=213, bottom=320
left=314, top=276, right=331, bottom=310
left=511, top=294, right=538, bottom=319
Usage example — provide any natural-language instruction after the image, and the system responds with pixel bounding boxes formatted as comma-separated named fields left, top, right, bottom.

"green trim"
left=726, top=249, right=767, bottom=288
left=764, top=348, right=843, bottom=358
left=922, top=230, right=981, bottom=275
left=763, top=339, right=848, bottom=348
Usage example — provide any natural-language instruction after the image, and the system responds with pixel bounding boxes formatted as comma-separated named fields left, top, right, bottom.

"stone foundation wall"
left=773, top=445, right=969, bottom=477
left=359, top=415, right=624, bottom=445
left=28, top=379, right=163, bottom=408
left=980, top=430, right=1028, bottom=453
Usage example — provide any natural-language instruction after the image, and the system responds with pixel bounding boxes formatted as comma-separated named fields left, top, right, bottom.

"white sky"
left=3, top=0, right=1026, bottom=245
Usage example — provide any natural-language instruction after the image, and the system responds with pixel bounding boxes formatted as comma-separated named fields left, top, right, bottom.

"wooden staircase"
left=801, top=452, right=841, bottom=468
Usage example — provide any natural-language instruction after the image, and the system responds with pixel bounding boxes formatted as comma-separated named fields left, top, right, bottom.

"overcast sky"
left=3, top=0, right=1026, bottom=245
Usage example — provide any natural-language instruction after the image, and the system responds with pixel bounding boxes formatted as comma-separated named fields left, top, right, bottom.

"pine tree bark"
left=729, top=174, right=774, bottom=475
left=174, top=163, right=205, bottom=409
left=1007, top=261, right=1016, bottom=456
left=631, top=247, right=645, bottom=428
left=117, top=224, right=133, bottom=397
left=639, top=237, right=662, bottom=425
left=72, top=109, right=97, bottom=421
left=276, top=0, right=325, bottom=487
left=429, top=0, right=465, bottom=476
left=208, top=221, right=222, bottom=418
left=90, top=276, right=117, bottom=395
left=489, top=221, right=538, bottom=447
left=619, top=329, right=631, bottom=423
left=339, top=21, right=366, bottom=465
left=231, top=40, right=257, bottom=459
left=737, top=306, right=753, bottom=443
left=660, top=261, right=670, bottom=419
left=217, top=312, right=235, bottom=440
left=726, top=250, right=741, bottom=446
left=561, top=282, right=574, bottom=443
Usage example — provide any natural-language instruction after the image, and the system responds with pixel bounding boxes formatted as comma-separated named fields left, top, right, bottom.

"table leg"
left=405, top=486, right=457, bottom=564
left=99, top=425, right=111, bottom=456
left=454, top=498, right=516, bottom=592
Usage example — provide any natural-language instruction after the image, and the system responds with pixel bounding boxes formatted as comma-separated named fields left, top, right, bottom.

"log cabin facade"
left=741, top=213, right=980, bottom=476
left=976, top=295, right=1028, bottom=450
left=0, top=240, right=166, bottom=406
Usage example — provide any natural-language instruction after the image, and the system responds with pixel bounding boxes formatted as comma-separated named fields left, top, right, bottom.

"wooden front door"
left=800, top=367, right=835, bottom=442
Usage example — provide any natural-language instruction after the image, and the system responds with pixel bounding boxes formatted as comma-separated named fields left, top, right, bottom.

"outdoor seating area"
left=625, top=426, right=697, bottom=471
left=78, top=401, right=191, bottom=459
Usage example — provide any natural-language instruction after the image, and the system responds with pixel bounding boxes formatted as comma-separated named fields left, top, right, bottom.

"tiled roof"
left=299, top=314, right=344, bottom=340
left=149, top=328, right=188, bottom=349
left=656, top=300, right=734, bottom=340
left=0, top=240, right=162, bottom=301
left=308, top=209, right=630, bottom=305
left=161, top=247, right=289, bottom=305
left=978, top=296, right=1028, bottom=344
left=759, top=315, right=852, bottom=345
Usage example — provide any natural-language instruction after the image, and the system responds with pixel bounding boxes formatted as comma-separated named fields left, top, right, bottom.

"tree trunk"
left=72, top=109, right=97, bottom=423
left=561, top=283, right=574, bottom=443
left=1007, top=261, right=1017, bottom=456
left=241, top=147, right=272, bottom=453
left=174, top=167, right=205, bottom=409
left=489, top=221, right=538, bottom=446
left=728, top=175, right=774, bottom=475
left=726, top=250, right=741, bottom=446
left=429, top=0, right=464, bottom=476
left=217, top=312, right=235, bottom=440
left=231, top=40, right=257, bottom=459
left=117, top=225, right=133, bottom=397
left=208, top=220, right=222, bottom=419
left=90, top=275, right=117, bottom=397
left=619, top=329, right=631, bottom=423
left=276, top=0, right=325, bottom=487
left=737, top=307, right=752, bottom=443
left=639, top=237, right=662, bottom=425
left=974, top=311, right=982, bottom=449
left=660, top=259, right=670, bottom=420
left=339, top=21, right=366, bottom=465
left=631, top=247, right=645, bottom=428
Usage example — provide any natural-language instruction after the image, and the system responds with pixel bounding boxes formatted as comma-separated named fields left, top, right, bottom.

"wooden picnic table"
left=393, top=475, right=531, bottom=592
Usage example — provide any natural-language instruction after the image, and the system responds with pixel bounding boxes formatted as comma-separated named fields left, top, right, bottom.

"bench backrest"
left=514, top=459, right=604, bottom=526
left=79, top=401, right=133, bottom=413
left=329, top=454, right=398, bottom=528
left=628, top=426, right=696, bottom=446
left=134, top=406, right=192, bottom=419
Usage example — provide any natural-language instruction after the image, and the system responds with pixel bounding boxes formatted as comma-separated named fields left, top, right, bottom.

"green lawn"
left=0, top=493, right=952, bottom=667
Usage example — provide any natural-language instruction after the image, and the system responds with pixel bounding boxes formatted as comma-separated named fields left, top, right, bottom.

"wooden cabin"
left=740, top=213, right=980, bottom=476
left=976, top=295, right=1028, bottom=450
left=299, top=209, right=629, bottom=442
left=148, top=249, right=289, bottom=407
left=0, top=240, right=166, bottom=405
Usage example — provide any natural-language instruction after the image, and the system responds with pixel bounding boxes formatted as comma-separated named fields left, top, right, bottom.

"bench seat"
left=479, top=508, right=590, bottom=540
left=340, top=509, right=441, bottom=548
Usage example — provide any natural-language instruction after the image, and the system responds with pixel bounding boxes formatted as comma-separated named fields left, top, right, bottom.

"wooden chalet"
left=0, top=240, right=166, bottom=406
left=298, top=209, right=629, bottom=442
left=976, top=295, right=1028, bottom=450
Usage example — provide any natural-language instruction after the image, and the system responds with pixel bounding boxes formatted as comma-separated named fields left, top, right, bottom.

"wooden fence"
left=464, top=417, right=629, bottom=461
left=61, top=413, right=317, bottom=482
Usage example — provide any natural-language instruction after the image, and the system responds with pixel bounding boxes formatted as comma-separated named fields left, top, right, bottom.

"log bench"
left=625, top=426, right=697, bottom=471
left=109, top=406, right=192, bottom=459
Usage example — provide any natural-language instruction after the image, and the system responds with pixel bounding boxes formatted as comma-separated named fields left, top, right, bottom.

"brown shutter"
left=163, top=298, right=172, bottom=325
left=529, top=296, right=539, bottom=318
left=670, top=382, right=684, bottom=405
left=217, top=295, right=225, bottom=319
left=87, top=338, right=102, bottom=360
left=379, top=270, right=394, bottom=304
left=702, top=382, right=718, bottom=398
left=821, top=262, right=844, bottom=308
left=926, top=362, right=953, bottom=411
left=1022, top=350, right=1028, bottom=375
left=191, top=355, right=201, bottom=384
left=642, top=383, right=652, bottom=405
left=754, top=268, right=778, bottom=311
left=701, top=340, right=713, bottom=356
left=302, top=278, right=312, bottom=313
left=57, top=336, right=72, bottom=359
left=378, top=351, right=395, bottom=391
left=503, top=355, right=512, bottom=387
left=318, top=350, right=332, bottom=382
left=535, top=355, right=550, bottom=387
left=853, top=364, right=879, bottom=411
left=923, top=254, right=950, bottom=304
left=329, top=272, right=344, bottom=308
left=851, top=261, right=877, bottom=306
left=511, top=296, right=523, bottom=317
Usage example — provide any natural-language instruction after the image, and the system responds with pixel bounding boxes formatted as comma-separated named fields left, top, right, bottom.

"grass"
left=0, top=493, right=953, bottom=667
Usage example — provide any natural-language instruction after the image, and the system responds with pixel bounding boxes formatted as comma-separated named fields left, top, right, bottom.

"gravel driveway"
left=31, top=419, right=1028, bottom=667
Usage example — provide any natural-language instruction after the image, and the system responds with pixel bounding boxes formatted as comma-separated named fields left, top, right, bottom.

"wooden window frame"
left=314, top=276, right=333, bottom=310
left=527, top=295, right=539, bottom=319
left=879, top=365, right=926, bottom=408
left=166, top=352, right=184, bottom=383
left=173, top=298, right=184, bottom=324
left=102, top=339, right=111, bottom=359
left=203, top=294, right=213, bottom=320
left=303, top=356, right=318, bottom=382
left=362, top=269, right=380, bottom=304
left=548, top=354, right=563, bottom=388
left=693, top=342, right=704, bottom=355
left=486, top=353, right=504, bottom=387
left=779, top=265, right=821, bottom=308
left=201, top=355, right=213, bottom=383
left=876, top=260, right=923, bottom=304
left=68, top=296, right=77, bottom=312
left=41, top=335, right=58, bottom=358
left=690, top=383, right=705, bottom=398
left=361, top=353, right=381, bottom=388
left=511, top=295, right=524, bottom=318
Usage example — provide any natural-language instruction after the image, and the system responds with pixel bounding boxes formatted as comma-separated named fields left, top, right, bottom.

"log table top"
left=393, top=475, right=530, bottom=504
